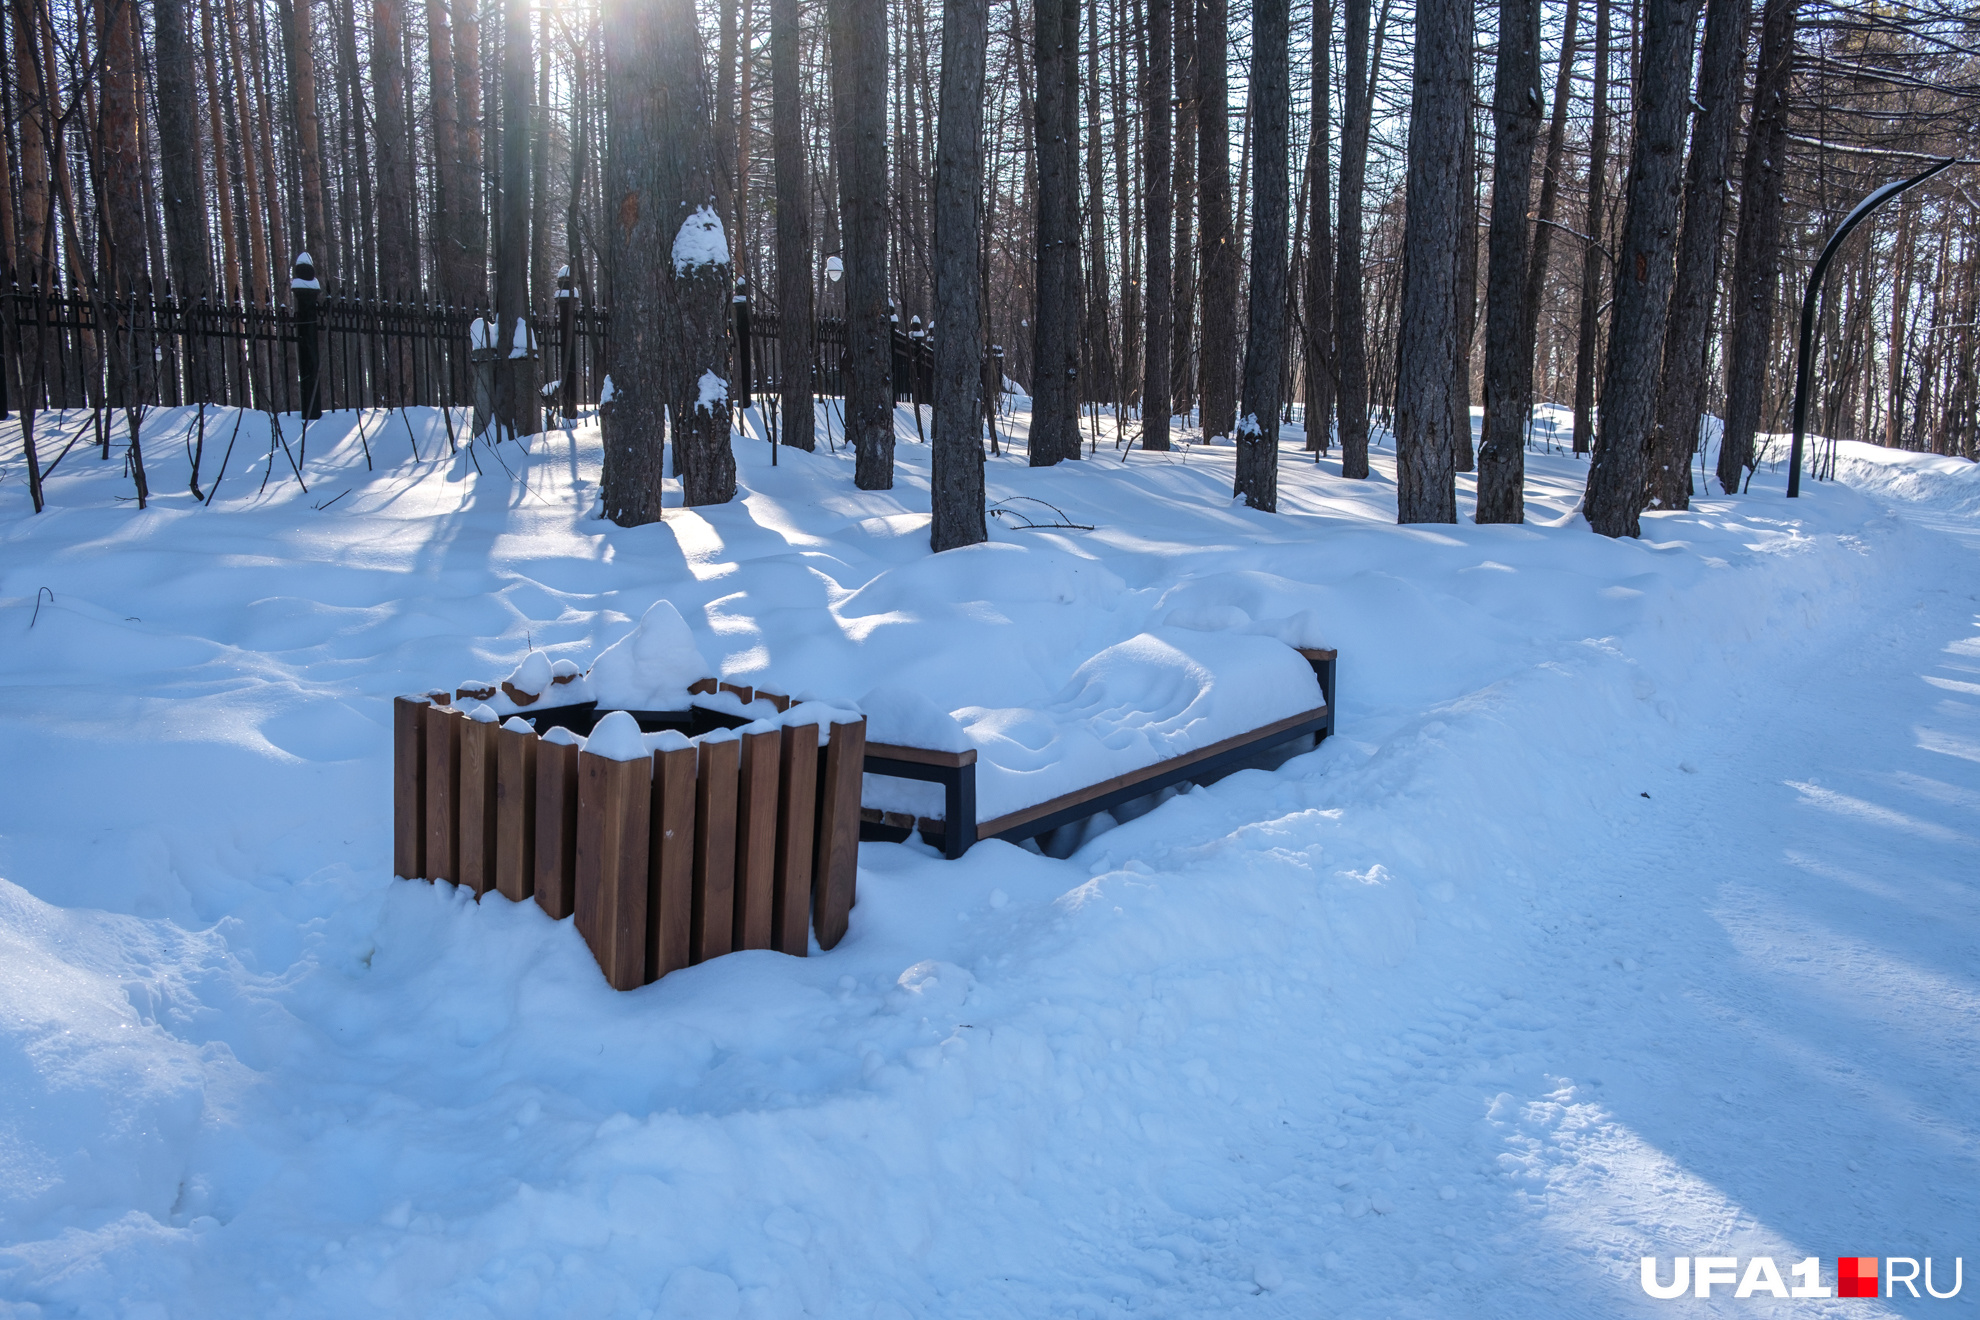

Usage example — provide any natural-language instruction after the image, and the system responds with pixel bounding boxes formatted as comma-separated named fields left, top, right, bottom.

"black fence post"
left=734, top=277, right=753, bottom=411
left=557, top=264, right=577, bottom=418
left=987, top=344, right=1004, bottom=455
left=293, top=254, right=322, bottom=419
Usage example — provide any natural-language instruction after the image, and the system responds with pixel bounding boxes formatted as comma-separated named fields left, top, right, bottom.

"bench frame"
left=862, top=647, right=1336, bottom=859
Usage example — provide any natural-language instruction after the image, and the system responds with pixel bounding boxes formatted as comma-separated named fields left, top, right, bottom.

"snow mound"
left=584, top=710, right=649, bottom=763
left=861, top=686, right=971, bottom=752
left=586, top=601, right=711, bottom=711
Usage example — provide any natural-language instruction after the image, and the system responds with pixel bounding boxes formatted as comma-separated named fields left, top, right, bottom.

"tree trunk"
left=1570, top=0, right=1608, bottom=455
left=1234, top=0, right=1288, bottom=510
left=1519, top=0, right=1577, bottom=412
left=1476, top=0, right=1541, bottom=521
left=494, top=0, right=538, bottom=434
left=452, top=0, right=486, bottom=301
left=1194, top=0, right=1236, bottom=439
left=1648, top=0, right=1750, bottom=509
left=1141, top=0, right=1173, bottom=450
left=1716, top=0, right=1796, bottom=494
left=1334, top=0, right=1372, bottom=477
left=1170, top=0, right=1196, bottom=417
left=1081, top=0, right=1113, bottom=406
left=1030, top=0, right=1080, bottom=464
left=1451, top=56, right=1477, bottom=475
left=833, top=0, right=893, bottom=486
left=930, top=0, right=989, bottom=550
left=771, top=0, right=814, bottom=449
left=289, top=0, right=330, bottom=282
left=425, top=0, right=463, bottom=299
left=96, top=0, right=146, bottom=293
left=600, top=0, right=732, bottom=521
left=1584, top=0, right=1703, bottom=537
left=1302, top=0, right=1333, bottom=452
left=372, top=0, right=414, bottom=296
left=152, top=0, right=212, bottom=306
left=531, top=1, right=551, bottom=304
left=1392, top=0, right=1466, bottom=524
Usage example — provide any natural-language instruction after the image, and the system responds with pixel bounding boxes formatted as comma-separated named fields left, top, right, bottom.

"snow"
left=696, top=369, right=728, bottom=414
left=584, top=709, right=650, bottom=762
left=1, top=399, right=1977, bottom=1316
left=468, top=317, right=496, bottom=350
left=672, top=204, right=731, bottom=275
left=584, top=600, right=711, bottom=711
left=509, top=318, right=535, bottom=359
left=599, top=373, right=617, bottom=404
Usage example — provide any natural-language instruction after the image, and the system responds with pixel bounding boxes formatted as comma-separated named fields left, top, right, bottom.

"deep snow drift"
left=0, top=403, right=1975, bottom=1317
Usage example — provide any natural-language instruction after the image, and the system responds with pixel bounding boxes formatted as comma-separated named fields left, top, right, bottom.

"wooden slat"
left=864, top=740, right=978, bottom=768
left=732, top=728, right=781, bottom=951
left=813, top=718, right=865, bottom=951
left=688, top=677, right=719, bottom=696
left=1295, top=646, right=1339, bottom=662
left=574, top=749, right=651, bottom=991
left=646, top=745, right=697, bottom=981
left=457, top=717, right=499, bottom=896
left=758, top=690, right=792, bottom=712
left=975, top=703, right=1330, bottom=840
left=422, top=703, right=462, bottom=882
left=773, top=723, right=819, bottom=955
left=533, top=738, right=580, bottom=920
left=495, top=722, right=537, bottom=902
left=691, top=736, right=740, bottom=963
left=719, top=681, right=755, bottom=704
left=392, top=696, right=427, bottom=879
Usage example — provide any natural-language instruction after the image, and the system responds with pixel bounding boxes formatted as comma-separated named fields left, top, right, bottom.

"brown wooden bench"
left=862, top=647, right=1336, bottom=858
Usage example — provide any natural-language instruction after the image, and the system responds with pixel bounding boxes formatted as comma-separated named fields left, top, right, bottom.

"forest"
left=2, top=0, right=1976, bottom=540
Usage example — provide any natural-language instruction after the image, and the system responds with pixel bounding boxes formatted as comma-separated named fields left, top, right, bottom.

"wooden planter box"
left=393, top=684, right=865, bottom=989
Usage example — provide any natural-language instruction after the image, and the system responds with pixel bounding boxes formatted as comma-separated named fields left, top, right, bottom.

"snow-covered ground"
left=1, top=403, right=1976, bottom=1317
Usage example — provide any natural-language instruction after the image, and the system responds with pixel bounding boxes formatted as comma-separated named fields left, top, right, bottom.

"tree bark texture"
left=451, top=0, right=486, bottom=301
left=1030, top=0, right=1081, bottom=464
left=1451, top=53, right=1477, bottom=476
left=930, top=0, right=988, bottom=550
left=288, top=0, right=329, bottom=281
left=1584, top=0, right=1703, bottom=537
left=771, top=0, right=814, bottom=450
left=1234, top=0, right=1288, bottom=511
left=1570, top=0, right=1608, bottom=454
left=1193, top=0, right=1236, bottom=439
left=1393, top=0, right=1466, bottom=524
left=1477, top=0, right=1541, bottom=522
left=1649, top=0, right=1750, bottom=510
left=1519, top=0, right=1578, bottom=414
left=1302, top=0, right=1333, bottom=452
left=1334, top=0, right=1372, bottom=477
left=601, top=0, right=733, bottom=522
left=151, top=0, right=212, bottom=303
left=1141, top=0, right=1173, bottom=451
left=1717, top=0, right=1796, bottom=495
left=834, top=0, right=894, bottom=486
left=495, top=0, right=540, bottom=433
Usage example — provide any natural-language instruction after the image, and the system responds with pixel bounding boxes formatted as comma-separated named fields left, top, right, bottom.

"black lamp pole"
left=1787, top=156, right=1954, bottom=497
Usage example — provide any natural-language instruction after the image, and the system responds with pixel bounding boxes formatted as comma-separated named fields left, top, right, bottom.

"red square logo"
left=1839, top=1257, right=1879, bottom=1298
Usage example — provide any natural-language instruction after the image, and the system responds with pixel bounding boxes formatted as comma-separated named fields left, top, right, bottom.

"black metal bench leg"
left=945, top=763, right=977, bottom=859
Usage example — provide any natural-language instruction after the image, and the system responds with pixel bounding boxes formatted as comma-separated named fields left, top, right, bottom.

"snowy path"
left=0, top=410, right=1975, bottom=1316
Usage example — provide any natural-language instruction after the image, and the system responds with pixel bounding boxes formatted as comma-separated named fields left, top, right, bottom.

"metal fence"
left=2, top=277, right=935, bottom=419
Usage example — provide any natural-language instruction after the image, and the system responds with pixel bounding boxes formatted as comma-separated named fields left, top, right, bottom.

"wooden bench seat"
left=861, top=647, right=1337, bottom=858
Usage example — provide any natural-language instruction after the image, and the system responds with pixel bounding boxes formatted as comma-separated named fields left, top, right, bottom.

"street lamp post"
left=1787, top=156, right=1954, bottom=497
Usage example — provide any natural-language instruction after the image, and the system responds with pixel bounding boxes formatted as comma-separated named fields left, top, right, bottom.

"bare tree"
left=600, top=0, right=733, bottom=521
left=1194, top=0, right=1236, bottom=439
left=1393, top=0, right=1466, bottom=524
left=1234, top=0, right=1288, bottom=509
left=1477, top=0, right=1541, bottom=522
left=1031, top=0, right=1081, bottom=464
left=1569, top=0, right=1608, bottom=455
left=771, top=0, right=814, bottom=449
left=1334, top=0, right=1375, bottom=478
left=1584, top=0, right=1703, bottom=537
left=1141, top=0, right=1173, bottom=451
left=1717, top=0, right=1797, bottom=495
left=1301, top=0, right=1333, bottom=452
left=834, top=0, right=893, bottom=486
left=1649, top=0, right=1751, bottom=510
left=930, top=0, right=989, bottom=548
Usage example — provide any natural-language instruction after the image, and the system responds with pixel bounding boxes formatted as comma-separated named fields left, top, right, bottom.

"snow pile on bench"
left=862, top=628, right=1324, bottom=823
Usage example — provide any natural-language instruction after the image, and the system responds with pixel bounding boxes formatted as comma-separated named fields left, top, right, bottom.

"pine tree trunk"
left=1584, top=0, right=1703, bottom=537
left=1170, top=0, right=1196, bottom=417
left=1141, top=0, right=1173, bottom=451
left=1648, top=0, right=1750, bottom=509
left=1334, top=0, right=1372, bottom=477
left=1570, top=0, right=1608, bottom=455
left=1519, top=0, right=1577, bottom=412
left=833, top=0, right=893, bottom=486
left=1030, top=0, right=1080, bottom=464
left=1392, top=0, right=1466, bottom=524
left=13, top=0, right=52, bottom=287
left=1716, top=0, right=1796, bottom=495
left=96, top=0, right=146, bottom=293
left=1233, top=0, right=1288, bottom=510
left=600, top=0, right=732, bottom=521
left=1476, top=0, right=1541, bottom=522
left=1193, top=0, right=1236, bottom=439
left=930, top=0, right=989, bottom=550
left=492, top=0, right=537, bottom=432
left=452, top=0, right=487, bottom=301
left=770, top=0, right=814, bottom=449
left=531, top=2, right=551, bottom=304
left=289, top=0, right=330, bottom=281
left=1451, top=59, right=1477, bottom=475
left=152, top=0, right=212, bottom=305
left=1302, top=0, right=1333, bottom=452
left=424, top=0, right=462, bottom=298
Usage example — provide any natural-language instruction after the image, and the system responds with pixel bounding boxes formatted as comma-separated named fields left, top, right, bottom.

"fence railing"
left=3, top=277, right=938, bottom=420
